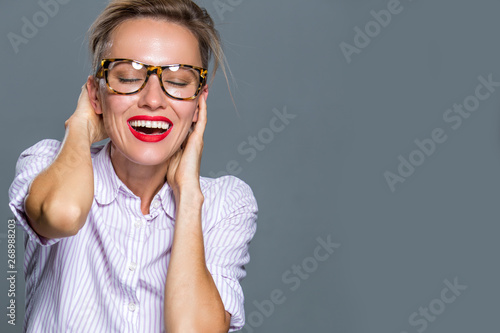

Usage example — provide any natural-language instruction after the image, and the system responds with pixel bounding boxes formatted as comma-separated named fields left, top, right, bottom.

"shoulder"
left=17, top=139, right=106, bottom=160
left=200, top=175, right=256, bottom=202
left=18, top=139, right=61, bottom=158
left=13, top=139, right=62, bottom=175
left=14, top=139, right=106, bottom=177
left=200, top=175, right=258, bottom=218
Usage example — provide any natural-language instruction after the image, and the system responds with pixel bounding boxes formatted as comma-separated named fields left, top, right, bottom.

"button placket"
left=128, top=261, right=137, bottom=272
left=125, top=215, right=145, bottom=321
left=152, top=199, right=161, bottom=209
left=134, top=218, right=143, bottom=229
left=128, top=302, right=136, bottom=312
left=129, top=217, right=144, bottom=276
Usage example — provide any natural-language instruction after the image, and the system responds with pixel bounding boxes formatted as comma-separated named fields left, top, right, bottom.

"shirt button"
left=134, top=219, right=142, bottom=228
left=152, top=200, right=160, bottom=209
left=128, top=262, right=137, bottom=271
left=128, top=302, right=136, bottom=312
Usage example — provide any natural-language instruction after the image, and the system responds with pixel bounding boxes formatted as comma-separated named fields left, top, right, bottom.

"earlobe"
left=86, top=76, right=103, bottom=115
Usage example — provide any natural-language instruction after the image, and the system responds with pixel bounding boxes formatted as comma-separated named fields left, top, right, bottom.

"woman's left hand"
left=166, top=94, right=207, bottom=202
left=164, top=94, right=229, bottom=331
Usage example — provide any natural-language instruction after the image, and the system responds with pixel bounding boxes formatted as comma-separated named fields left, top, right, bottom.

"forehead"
left=107, top=18, right=202, bottom=67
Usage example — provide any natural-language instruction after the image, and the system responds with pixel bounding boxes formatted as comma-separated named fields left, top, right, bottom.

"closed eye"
left=119, top=78, right=142, bottom=83
left=165, top=81, right=189, bottom=87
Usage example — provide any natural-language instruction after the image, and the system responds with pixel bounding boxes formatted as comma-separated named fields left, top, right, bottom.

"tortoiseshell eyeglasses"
left=95, top=59, right=208, bottom=101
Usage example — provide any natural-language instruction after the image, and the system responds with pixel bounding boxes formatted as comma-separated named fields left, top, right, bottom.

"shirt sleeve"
left=8, top=139, right=63, bottom=247
left=203, top=176, right=258, bottom=332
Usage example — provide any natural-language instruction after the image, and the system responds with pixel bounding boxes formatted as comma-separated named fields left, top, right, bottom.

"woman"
left=8, top=0, right=258, bottom=332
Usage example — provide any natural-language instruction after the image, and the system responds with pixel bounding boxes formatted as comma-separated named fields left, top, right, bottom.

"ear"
left=86, top=75, right=103, bottom=115
left=192, top=86, right=208, bottom=122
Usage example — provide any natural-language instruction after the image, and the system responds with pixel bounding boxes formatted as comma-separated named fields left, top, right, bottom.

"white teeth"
left=129, top=120, right=171, bottom=130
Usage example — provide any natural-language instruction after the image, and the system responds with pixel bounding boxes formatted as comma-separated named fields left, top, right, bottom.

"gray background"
left=1, top=0, right=499, bottom=332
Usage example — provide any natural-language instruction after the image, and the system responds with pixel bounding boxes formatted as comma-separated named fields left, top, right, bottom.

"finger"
left=192, top=94, right=207, bottom=136
left=81, top=80, right=91, bottom=96
left=77, top=84, right=86, bottom=99
left=77, top=84, right=92, bottom=109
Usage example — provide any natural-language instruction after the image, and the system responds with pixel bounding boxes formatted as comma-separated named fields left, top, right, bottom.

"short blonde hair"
left=88, top=0, right=224, bottom=85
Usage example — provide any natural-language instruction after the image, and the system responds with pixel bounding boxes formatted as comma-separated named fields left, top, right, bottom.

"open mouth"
left=128, top=120, right=171, bottom=135
left=127, top=116, right=173, bottom=142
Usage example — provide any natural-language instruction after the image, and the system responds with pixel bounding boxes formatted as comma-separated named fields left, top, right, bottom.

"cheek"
left=169, top=102, right=198, bottom=146
left=99, top=95, right=137, bottom=136
left=172, top=100, right=198, bottom=122
left=100, top=93, right=135, bottom=117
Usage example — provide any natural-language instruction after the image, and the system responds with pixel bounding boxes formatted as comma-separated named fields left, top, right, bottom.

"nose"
left=137, top=73, right=168, bottom=111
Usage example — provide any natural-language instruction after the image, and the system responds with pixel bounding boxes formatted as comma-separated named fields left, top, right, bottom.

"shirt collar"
left=93, top=141, right=122, bottom=205
left=156, top=184, right=176, bottom=220
left=92, top=141, right=176, bottom=219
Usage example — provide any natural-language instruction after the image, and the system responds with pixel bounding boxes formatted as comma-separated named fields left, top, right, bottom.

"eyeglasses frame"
left=95, top=58, right=208, bottom=101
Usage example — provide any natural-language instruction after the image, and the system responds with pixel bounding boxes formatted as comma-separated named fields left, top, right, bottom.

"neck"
left=109, top=144, right=169, bottom=215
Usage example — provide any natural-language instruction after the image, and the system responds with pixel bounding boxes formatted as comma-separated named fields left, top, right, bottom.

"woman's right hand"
left=26, top=78, right=106, bottom=239
left=65, top=79, right=107, bottom=144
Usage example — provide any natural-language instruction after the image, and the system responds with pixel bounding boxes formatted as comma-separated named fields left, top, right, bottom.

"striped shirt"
left=8, top=139, right=258, bottom=332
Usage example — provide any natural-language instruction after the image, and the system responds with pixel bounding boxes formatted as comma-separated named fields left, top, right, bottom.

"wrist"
left=65, top=117, right=95, bottom=145
left=175, top=189, right=204, bottom=208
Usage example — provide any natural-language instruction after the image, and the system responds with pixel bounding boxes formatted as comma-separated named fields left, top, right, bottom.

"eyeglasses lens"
left=107, top=61, right=201, bottom=98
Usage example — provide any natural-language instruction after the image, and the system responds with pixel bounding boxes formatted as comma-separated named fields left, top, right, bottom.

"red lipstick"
left=127, top=115, right=173, bottom=143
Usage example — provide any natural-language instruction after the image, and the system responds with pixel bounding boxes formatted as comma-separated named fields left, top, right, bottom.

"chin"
left=111, top=140, right=177, bottom=167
